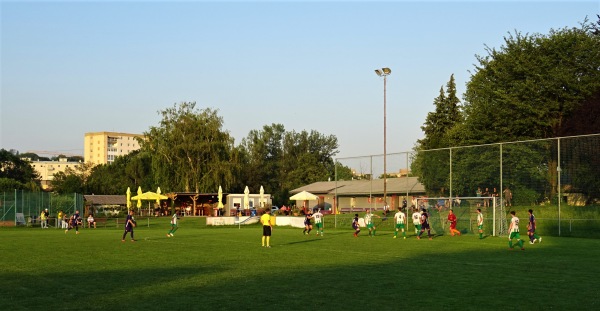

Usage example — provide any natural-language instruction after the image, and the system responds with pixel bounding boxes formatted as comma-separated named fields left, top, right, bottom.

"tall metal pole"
left=375, top=68, right=391, bottom=208
left=383, top=74, right=387, bottom=207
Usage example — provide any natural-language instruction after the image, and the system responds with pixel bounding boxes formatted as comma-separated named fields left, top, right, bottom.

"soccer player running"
left=508, top=211, right=524, bottom=250
left=303, top=210, right=313, bottom=235
left=447, top=209, right=461, bottom=236
left=412, top=208, right=421, bottom=235
left=313, top=209, right=324, bottom=236
left=476, top=208, right=484, bottom=239
left=527, top=209, right=542, bottom=244
left=65, top=210, right=81, bottom=234
left=417, top=208, right=432, bottom=240
left=393, top=208, right=407, bottom=239
left=122, top=210, right=136, bottom=242
left=352, top=214, right=361, bottom=237
left=260, top=210, right=273, bottom=248
left=167, top=213, right=179, bottom=237
left=364, top=209, right=380, bottom=237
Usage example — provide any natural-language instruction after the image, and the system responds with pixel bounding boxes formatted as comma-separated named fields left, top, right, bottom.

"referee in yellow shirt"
left=260, top=210, right=273, bottom=248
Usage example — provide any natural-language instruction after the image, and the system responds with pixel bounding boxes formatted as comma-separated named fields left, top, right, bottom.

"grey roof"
left=291, top=177, right=425, bottom=196
left=84, top=195, right=127, bottom=205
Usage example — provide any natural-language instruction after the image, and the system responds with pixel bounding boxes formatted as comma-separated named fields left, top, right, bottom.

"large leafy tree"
left=240, top=125, right=339, bottom=205
left=140, top=102, right=236, bottom=193
left=0, top=149, right=40, bottom=192
left=86, top=151, right=153, bottom=194
left=457, top=20, right=600, bottom=200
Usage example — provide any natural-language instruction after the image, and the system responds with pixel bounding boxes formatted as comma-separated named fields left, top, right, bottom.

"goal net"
left=414, top=196, right=507, bottom=237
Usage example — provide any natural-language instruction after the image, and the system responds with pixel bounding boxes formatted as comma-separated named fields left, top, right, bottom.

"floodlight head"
left=382, top=67, right=391, bottom=75
left=374, top=69, right=383, bottom=76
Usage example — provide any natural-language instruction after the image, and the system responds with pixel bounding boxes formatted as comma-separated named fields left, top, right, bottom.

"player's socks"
left=509, top=240, right=513, bottom=248
left=403, top=232, right=406, bottom=237
left=479, top=233, right=482, bottom=239
left=262, top=236, right=265, bottom=246
left=394, top=231, right=398, bottom=237
left=373, top=230, right=376, bottom=236
left=308, top=229, right=311, bottom=234
left=303, top=229, right=306, bottom=234
left=266, top=236, right=270, bottom=247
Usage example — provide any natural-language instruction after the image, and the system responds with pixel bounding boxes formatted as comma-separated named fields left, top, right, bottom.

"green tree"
left=458, top=20, right=600, bottom=200
left=140, top=102, right=236, bottom=193
left=412, top=75, right=462, bottom=195
left=0, top=149, right=40, bottom=191
left=239, top=125, right=339, bottom=205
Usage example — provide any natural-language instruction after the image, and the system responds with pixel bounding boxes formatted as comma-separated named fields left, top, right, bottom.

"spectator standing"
left=40, top=208, right=48, bottom=229
left=57, top=210, right=64, bottom=229
left=503, top=187, right=513, bottom=207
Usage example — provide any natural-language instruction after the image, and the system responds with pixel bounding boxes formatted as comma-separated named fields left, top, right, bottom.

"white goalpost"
left=414, top=196, right=506, bottom=236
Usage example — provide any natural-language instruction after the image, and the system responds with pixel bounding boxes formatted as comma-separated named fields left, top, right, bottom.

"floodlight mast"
left=374, top=67, right=391, bottom=208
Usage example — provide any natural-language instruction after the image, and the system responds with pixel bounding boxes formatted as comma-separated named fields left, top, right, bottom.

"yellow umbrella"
left=126, top=187, right=131, bottom=208
left=217, top=186, right=224, bottom=208
left=136, top=186, right=142, bottom=208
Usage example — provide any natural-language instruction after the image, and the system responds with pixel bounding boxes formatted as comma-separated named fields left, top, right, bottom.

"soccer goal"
left=414, top=196, right=507, bottom=237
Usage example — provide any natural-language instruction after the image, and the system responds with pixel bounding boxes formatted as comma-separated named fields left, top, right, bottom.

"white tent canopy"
left=289, top=190, right=318, bottom=201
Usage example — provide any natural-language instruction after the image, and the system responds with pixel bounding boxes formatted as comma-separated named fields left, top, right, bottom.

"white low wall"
left=206, top=216, right=307, bottom=228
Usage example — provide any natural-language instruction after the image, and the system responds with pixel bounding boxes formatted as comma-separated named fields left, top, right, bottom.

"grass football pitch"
left=1, top=217, right=599, bottom=311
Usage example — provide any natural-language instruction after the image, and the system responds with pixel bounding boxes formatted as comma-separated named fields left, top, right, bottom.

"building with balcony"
left=84, top=132, right=144, bottom=166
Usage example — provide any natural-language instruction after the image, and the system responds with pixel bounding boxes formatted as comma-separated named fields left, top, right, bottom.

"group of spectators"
left=476, top=186, right=513, bottom=207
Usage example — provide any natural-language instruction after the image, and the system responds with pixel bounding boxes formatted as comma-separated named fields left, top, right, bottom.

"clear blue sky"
left=1, top=0, right=598, bottom=159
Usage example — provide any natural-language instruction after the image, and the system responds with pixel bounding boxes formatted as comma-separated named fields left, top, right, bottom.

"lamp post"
left=374, top=67, right=391, bottom=208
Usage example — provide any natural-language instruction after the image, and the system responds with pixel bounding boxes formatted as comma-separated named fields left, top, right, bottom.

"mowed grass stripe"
left=2, top=223, right=600, bottom=310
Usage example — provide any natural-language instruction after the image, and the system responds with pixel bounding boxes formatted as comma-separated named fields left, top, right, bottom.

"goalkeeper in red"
left=508, top=211, right=524, bottom=250
left=393, top=208, right=406, bottom=239
left=447, top=209, right=461, bottom=236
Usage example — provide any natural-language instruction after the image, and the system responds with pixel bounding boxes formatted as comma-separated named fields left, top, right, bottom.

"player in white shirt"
left=167, top=213, right=179, bottom=237
left=508, top=211, right=524, bottom=250
left=411, top=208, right=421, bottom=235
left=476, top=208, right=484, bottom=239
left=393, top=208, right=407, bottom=239
left=313, top=209, right=324, bottom=236
left=364, top=209, right=380, bottom=237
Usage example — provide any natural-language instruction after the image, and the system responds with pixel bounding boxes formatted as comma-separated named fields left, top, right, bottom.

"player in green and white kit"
left=508, top=211, right=524, bottom=250
left=364, top=209, right=380, bottom=237
left=167, top=213, right=179, bottom=237
left=313, top=209, right=324, bottom=236
left=476, top=208, right=484, bottom=239
left=411, top=208, right=421, bottom=235
left=393, top=208, right=406, bottom=239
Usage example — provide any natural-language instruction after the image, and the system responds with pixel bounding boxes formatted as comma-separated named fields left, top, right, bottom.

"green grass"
left=1, top=217, right=599, bottom=310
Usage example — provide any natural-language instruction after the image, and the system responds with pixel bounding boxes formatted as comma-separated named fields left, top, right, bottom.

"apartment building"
left=84, top=132, right=144, bottom=166
left=29, top=158, right=82, bottom=190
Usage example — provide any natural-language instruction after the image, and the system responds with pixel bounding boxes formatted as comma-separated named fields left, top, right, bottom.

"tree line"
left=412, top=17, right=600, bottom=204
